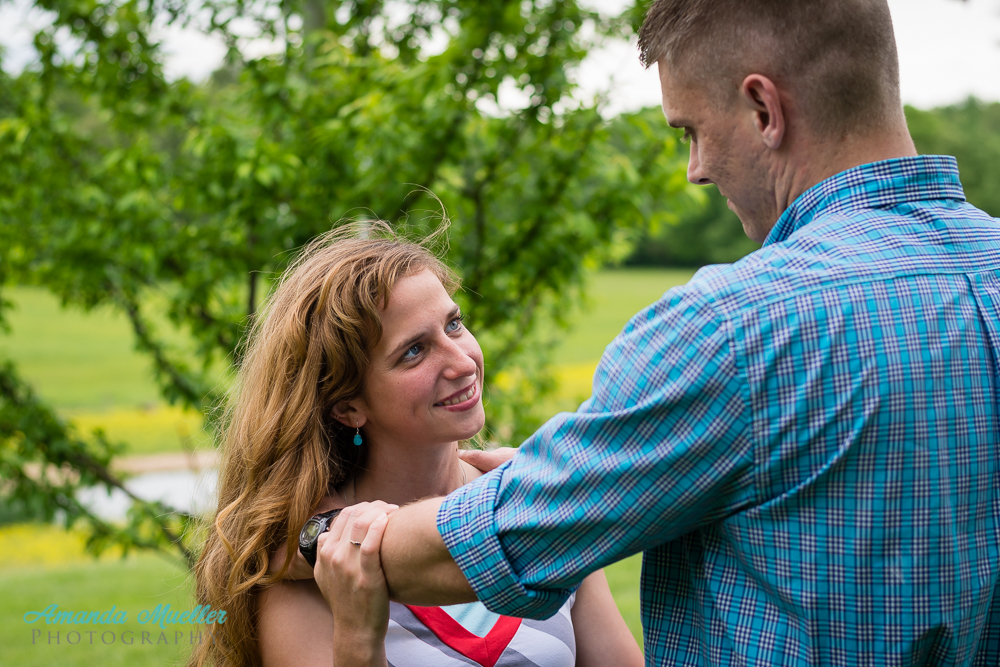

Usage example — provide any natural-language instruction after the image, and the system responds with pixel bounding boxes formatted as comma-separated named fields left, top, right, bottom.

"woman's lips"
left=435, top=380, right=479, bottom=411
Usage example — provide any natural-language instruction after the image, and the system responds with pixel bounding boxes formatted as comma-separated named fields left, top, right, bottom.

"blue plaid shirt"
left=439, top=156, right=1000, bottom=665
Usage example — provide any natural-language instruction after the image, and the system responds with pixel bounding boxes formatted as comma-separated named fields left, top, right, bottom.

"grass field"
left=0, top=268, right=696, bottom=664
left=0, top=286, right=219, bottom=456
left=541, top=268, right=696, bottom=416
left=553, top=268, right=696, bottom=365
left=0, top=526, right=196, bottom=667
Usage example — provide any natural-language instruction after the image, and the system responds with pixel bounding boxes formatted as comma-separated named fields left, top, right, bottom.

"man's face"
left=658, top=60, right=778, bottom=243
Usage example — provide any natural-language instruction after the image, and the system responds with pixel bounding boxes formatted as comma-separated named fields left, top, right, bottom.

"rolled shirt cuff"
left=436, top=461, right=574, bottom=619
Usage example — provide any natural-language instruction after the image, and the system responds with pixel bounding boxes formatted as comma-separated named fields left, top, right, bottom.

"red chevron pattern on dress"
left=405, top=605, right=522, bottom=667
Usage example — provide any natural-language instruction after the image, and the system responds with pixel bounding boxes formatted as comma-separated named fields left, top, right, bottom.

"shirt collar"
left=762, top=155, right=966, bottom=247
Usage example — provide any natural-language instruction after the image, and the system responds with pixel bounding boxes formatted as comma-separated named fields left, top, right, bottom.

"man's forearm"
left=380, top=496, right=478, bottom=606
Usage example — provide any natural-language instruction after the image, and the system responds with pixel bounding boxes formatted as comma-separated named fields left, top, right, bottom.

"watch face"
left=299, top=509, right=342, bottom=567
left=302, top=520, right=322, bottom=541
left=300, top=509, right=341, bottom=549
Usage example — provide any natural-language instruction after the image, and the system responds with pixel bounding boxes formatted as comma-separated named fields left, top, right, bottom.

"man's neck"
left=773, top=121, right=918, bottom=222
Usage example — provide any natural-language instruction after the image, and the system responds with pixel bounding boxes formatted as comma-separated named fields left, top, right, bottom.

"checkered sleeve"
left=438, top=283, right=757, bottom=619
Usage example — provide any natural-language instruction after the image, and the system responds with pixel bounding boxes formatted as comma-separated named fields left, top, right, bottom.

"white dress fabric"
left=385, top=594, right=576, bottom=667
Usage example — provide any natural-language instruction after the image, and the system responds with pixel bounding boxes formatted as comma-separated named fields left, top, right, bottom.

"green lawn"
left=0, top=287, right=219, bottom=455
left=541, top=268, right=697, bottom=414
left=0, top=287, right=166, bottom=410
left=555, top=268, right=696, bottom=365
left=0, top=551, right=197, bottom=666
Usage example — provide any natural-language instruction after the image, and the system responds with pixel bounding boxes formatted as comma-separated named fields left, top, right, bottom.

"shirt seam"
left=682, top=282, right=760, bottom=510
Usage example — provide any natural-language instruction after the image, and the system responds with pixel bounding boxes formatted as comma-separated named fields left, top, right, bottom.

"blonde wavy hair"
left=189, top=223, right=457, bottom=667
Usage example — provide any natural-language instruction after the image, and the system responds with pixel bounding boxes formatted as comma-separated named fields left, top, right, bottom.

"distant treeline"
left=625, top=98, right=1000, bottom=268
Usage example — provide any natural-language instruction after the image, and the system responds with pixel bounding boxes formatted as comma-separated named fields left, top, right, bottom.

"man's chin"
left=733, top=207, right=774, bottom=245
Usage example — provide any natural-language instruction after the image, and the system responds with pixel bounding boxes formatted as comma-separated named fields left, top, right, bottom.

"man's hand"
left=458, top=446, right=516, bottom=474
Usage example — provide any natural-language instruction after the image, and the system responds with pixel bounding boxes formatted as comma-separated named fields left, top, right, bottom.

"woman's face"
left=355, top=268, right=485, bottom=448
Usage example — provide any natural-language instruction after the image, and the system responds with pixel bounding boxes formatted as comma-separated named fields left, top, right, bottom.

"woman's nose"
left=440, top=337, right=478, bottom=379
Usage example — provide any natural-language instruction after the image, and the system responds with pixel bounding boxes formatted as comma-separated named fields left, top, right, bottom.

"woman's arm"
left=258, top=504, right=393, bottom=667
left=571, top=570, right=644, bottom=667
left=258, top=580, right=336, bottom=666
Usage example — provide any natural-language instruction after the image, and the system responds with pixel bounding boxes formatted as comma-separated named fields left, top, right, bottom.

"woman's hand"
left=271, top=499, right=398, bottom=580
left=315, top=502, right=393, bottom=667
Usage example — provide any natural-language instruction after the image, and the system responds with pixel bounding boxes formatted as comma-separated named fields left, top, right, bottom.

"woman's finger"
left=356, top=500, right=399, bottom=516
left=326, top=504, right=358, bottom=542
left=313, top=500, right=399, bottom=561
left=347, top=504, right=392, bottom=545
left=358, top=513, right=389, bottom=569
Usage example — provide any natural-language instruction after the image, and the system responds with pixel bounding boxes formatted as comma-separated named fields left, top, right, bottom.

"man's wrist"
left=382, top=496, right=475, bottom=606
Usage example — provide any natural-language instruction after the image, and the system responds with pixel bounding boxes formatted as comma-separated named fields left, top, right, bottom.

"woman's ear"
left=332, top=400, right=367, bottom=429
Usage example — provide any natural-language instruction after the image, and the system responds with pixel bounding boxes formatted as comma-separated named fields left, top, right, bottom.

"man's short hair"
left=638, top=0, right=902, bottom=137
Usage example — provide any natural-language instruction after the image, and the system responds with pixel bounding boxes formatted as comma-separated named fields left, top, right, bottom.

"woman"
left=189, top=225, right=642, bottom=667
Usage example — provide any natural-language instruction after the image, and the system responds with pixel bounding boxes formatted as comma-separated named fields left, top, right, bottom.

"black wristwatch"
left=298, top=508, right=342, bottom=568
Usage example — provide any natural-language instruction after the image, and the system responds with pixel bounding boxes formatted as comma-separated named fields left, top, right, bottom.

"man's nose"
left=687, top=143, right=712, bottom=185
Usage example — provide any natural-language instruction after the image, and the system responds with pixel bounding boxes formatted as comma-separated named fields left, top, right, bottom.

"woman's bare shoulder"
left=259, top=578, right=329, bottom=611
left=258, top=580, right=334, bottom=666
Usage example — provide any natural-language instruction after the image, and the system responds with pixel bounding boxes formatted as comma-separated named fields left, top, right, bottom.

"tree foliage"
left=624, top=179, right=760, bottom=268
left=0, top=0, right=691, bottom=562
left=906, top=99, right=1000, bottom=218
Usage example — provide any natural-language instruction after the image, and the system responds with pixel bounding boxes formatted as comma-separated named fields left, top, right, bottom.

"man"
left=360, top=1, right=1000, bottom=663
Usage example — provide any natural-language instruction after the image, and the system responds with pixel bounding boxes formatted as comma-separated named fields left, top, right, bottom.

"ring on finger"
left=349, top=540, right=362, bottom=546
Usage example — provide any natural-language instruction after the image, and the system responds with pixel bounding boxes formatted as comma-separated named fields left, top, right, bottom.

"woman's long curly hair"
left=189, top=223, right=457, bottom=667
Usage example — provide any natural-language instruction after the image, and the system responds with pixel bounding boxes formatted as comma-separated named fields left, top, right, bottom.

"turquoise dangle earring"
left=353, top=421, right=363, bottom=446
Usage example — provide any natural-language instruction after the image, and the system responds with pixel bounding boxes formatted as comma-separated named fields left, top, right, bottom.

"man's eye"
left=402, top=344, right=422, bottom=361
left=446, top=316, right=463, bottom=333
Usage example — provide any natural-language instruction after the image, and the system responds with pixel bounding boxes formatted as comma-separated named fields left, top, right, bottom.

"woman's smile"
left=435, top=377, right=479, bottom=410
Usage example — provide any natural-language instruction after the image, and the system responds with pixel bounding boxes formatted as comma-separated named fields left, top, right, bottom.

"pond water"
left=77, top=468, right=218, bottom=521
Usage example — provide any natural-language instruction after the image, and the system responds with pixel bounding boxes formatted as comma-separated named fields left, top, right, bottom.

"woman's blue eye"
left=446, top=317, right=463, bottom=333
left=403, top=344, right=422, bottom=360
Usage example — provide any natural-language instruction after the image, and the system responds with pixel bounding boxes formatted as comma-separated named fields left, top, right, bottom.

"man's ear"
left=741, top=74, right=785, bottom=150
left=332, top=400, right=367, bottom=429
